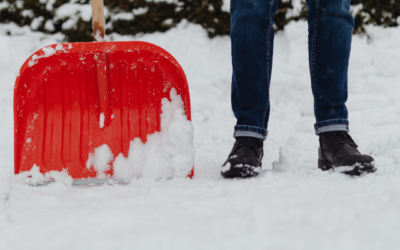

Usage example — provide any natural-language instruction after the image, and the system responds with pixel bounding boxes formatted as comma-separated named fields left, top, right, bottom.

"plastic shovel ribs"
left=14, top=41, right=192, bottom=179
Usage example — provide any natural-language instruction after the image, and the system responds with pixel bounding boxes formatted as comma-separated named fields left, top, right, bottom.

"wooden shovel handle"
left=91, top=0, right=105, bottom=41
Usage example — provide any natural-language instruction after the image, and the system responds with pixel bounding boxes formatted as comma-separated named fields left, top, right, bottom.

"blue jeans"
left=231, top=0, right=354, bottom=140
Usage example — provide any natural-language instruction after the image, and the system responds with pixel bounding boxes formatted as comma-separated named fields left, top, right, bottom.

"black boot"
left=221, top=137, right=264, bottom=178
left=318, top=131, right=376, bottom=175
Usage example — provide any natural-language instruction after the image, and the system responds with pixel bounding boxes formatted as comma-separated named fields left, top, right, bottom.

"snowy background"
left=2, top=14, right=400, bottom=250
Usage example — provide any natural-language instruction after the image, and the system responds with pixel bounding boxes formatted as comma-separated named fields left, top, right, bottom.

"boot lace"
left=234, top=137, right=263, bottom=155
left=329, top=131, right=358, bottom=150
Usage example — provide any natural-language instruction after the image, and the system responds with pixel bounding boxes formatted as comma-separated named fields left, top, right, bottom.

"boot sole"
left=318, top=159, right=377, bottom=176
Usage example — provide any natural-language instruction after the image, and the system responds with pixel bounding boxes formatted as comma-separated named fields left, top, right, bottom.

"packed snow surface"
left=2, top=20, right=400, bottom=249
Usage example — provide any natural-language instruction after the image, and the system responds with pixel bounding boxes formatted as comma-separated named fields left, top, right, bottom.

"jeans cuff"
left=314, top=119, right=349, bottom=135
left=234, top=125, right=267, bottom=140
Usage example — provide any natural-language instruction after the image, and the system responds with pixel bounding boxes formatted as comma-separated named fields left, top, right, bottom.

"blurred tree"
left=352, top=0, right=400, bottom=34
left=0, top=0, right=399, bottom=42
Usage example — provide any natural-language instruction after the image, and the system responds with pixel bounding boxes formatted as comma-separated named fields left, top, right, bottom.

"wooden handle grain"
left=91, top=0, right=105, bottom=41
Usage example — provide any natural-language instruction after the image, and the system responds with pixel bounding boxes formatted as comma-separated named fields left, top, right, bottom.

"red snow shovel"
left=14, top=0, right=193, bottom=181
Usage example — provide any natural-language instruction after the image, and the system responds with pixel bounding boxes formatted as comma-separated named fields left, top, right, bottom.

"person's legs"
left=306, top=0, right=353, bottom=134
left=222, top=0, right=278, bottom=178
left=231, top=0, right=279, bottom=140
left=306, top=0, right=375, bottom=174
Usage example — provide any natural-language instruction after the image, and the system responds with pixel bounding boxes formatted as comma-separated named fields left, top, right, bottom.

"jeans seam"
left=311, top=0, right=320, bottom=115
left=315, top=118, right=349, bottom=129
left=234, top=131, right=267, bottom=140
left=236, top=129, right=266, bottom=134
left=316, top=123, right=348, bottom=128
left=235, top=127, right=266, bottom=133
left=235, top=125, right=267, bottom=135
left=262, top=0, right=274, bottom=129
left=316, top=118, right=349, bottom=125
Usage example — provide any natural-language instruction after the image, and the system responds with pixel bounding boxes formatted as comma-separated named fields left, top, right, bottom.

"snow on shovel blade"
left=14, top=41, right=192, bottom=179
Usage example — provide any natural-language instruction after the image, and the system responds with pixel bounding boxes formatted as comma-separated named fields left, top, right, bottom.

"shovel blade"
left=14, top=41, right=192, bottom=179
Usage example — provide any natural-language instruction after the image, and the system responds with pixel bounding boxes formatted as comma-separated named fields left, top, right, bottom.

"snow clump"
left=28, top=43, right=66, bottom=67
left=113, top=88, right=195, bottom=179
left=272, top=148, right=299, bottom=173
left=15, top=165, right=73, bottom=186
left=86, top=144, right=114, bottom=178
left=99, top=113, right=105, bottom=128
left=94, top=30, right=106, bottom=42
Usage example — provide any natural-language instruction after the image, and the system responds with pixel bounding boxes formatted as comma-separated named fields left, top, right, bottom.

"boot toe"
left=341, top=154, right=374, bottom=166
left=337, top=155, right=376, bottom=175
left=221, top=156, right=261, bottom=178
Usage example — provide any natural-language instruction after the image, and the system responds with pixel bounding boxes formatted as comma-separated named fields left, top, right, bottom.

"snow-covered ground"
left=1, top=20, right=400, bottom=249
